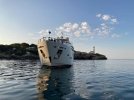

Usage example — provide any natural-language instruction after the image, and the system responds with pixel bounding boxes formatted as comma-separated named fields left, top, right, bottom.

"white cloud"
left=38, top=29, right=48, bottom=34
left=56, top=22, right=79, bottom=33
left=111, top=33, right=121, bottom=38
left=94, top=23, right=113, bottom=36
left=96, top=14, right=101, bottom=18
left=37, top=14, right=119, bottom=39
left=74, top=31, right=81, bottom=37
left=95, top=13, right=119, bottom=37
left=102, top=14, right=111, bottom=21
left=72, top=23, right=79, bottom=30
left=59, top=26, right=64, bottom=30
left=81, top=22, right=88, bottom=31
left=63, top=22, right=72, bottom=32
left=81, top=22, right=88, bottom=27
left=55, top=22, right=92, bottom=37
left=97, top=13, right=118, bottom=24
left=80, top=22, right=91, bottom=34
left=111, top=18, right=117, bottom=23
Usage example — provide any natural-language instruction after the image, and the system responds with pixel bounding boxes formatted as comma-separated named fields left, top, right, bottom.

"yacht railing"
left=38, top=37, right=71, bottom=44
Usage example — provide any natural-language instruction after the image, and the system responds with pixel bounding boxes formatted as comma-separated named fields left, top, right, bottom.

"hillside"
left=0, top=43, right=107, bottom=60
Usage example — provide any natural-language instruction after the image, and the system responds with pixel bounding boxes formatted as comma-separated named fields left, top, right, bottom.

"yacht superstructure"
left=37, top=34, right=74, bottom=67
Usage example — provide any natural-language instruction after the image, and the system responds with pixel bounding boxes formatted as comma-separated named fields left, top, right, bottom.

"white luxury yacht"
left=37, top=32, right=74, bottom=67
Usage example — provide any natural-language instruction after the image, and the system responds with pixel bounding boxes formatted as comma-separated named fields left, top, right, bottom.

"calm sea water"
left=0, top=60, right=134, bottom=100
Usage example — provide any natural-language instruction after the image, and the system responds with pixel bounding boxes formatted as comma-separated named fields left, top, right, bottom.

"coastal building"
left=89, top=46, right=95, bottom=54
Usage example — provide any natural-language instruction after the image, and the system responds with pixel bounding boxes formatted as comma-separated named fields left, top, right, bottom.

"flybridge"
left=38, top=36, right=70, bottom=44
left=39, top=31, right=70, bottom=42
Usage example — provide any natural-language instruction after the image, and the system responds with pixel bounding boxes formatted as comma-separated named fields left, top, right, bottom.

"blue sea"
left=0, top=60, right=134, bottom=100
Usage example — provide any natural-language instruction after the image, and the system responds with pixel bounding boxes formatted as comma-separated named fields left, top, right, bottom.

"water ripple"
left=0, top=60, right=134, bottom=100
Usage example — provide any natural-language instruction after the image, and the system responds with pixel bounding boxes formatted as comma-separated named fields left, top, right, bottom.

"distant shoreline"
left=0, top=43, right=107, bottom=60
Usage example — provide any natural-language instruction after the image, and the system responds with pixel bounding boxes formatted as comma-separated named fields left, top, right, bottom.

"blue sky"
left=0, top=0, right=134, bottom=59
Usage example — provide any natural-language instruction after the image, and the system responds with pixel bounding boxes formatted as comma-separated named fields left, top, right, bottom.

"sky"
left=0, top=0, right=134, bottom=59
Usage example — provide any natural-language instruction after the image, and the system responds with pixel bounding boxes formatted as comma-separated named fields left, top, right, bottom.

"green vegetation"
left=0, top=43, right=107, bottom=60
left=0, top=43, right=38, bottom=59
left=74, top=51, right=107, bottom=60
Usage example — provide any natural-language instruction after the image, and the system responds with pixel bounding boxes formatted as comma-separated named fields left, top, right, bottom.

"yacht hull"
left=38, top=38, right=74, bottom=67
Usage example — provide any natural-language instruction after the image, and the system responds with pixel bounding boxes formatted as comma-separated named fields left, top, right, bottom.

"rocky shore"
left=0, top=43, right=107, bottom=60
left=74, top=51, right=107, bottom=60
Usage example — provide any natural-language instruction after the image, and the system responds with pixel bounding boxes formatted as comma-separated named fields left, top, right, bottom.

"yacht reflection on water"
left=37, top=66, right=51, bottom=100
left=37, top=66, right=74, bottom=100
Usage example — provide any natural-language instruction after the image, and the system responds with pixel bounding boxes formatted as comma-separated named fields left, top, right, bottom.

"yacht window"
left=40, top=50, right=45, bottom=58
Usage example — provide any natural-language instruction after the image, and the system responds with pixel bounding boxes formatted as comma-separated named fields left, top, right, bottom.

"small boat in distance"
left=37, top=32, right=74, bottom=67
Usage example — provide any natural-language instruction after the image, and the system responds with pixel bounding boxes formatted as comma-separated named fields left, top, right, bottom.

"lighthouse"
left=89, top=46, right=96, bottom=54
left=93, top=46, right=95, bottom=54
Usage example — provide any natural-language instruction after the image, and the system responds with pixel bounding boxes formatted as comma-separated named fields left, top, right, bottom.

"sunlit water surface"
left=0, top=60, right=134, bottom=100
